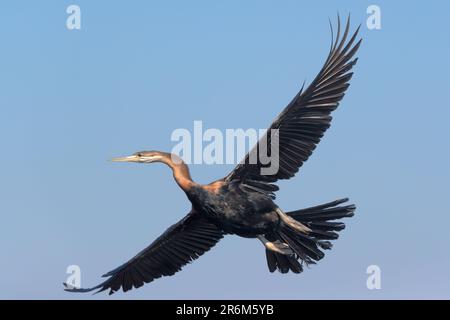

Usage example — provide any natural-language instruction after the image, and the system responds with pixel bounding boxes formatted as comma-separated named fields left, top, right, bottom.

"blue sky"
left=1, top=1, right=449, bottom=299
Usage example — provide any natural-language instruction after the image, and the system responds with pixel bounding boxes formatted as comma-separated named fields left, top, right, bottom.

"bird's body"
left=188, top=180, right=278, bottom=237
left=65, top=16, right=361, bottom=295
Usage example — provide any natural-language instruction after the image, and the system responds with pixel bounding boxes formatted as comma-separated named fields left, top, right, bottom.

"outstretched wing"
left=64, top=211, right=224, bottom=294
left=225, top=16, right=361, bottom=198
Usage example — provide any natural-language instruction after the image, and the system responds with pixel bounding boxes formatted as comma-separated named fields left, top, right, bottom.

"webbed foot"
left=257, top=236, right=294, bottom=255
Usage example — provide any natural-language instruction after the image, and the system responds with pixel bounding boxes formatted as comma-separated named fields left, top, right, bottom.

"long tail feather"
left=264, top=198, right=355, bottom=274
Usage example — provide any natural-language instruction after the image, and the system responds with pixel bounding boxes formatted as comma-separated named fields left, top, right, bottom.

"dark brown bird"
left=65, top=16, right=360, bottom=295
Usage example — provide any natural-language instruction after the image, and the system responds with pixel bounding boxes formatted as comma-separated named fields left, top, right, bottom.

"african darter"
left=65, top=16, right=361, bottom=294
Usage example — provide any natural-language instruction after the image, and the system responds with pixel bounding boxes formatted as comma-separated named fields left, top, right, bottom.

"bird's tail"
left=265, top=198, right=355, bottom=273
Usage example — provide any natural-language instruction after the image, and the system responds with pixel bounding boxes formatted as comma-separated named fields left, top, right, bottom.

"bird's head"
left=111, top=151, right=165, bottom=164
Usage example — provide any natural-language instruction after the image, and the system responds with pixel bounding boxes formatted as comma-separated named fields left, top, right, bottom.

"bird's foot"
left=266, top=240, right=294, bottom=255
left=258, top=235, right=293, bottom=255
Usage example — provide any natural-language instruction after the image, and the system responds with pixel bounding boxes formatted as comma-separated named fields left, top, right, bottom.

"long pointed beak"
left=111, top=155, right=140, bottom=163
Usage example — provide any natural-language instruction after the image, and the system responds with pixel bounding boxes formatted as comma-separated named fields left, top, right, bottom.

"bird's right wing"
left=64, top=211, right=224, bottom=294
left=225, top=16, right=361, bottom=198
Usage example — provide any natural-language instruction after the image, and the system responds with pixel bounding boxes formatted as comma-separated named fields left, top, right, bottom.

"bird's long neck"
left=158, top=153, right=195, bottom=192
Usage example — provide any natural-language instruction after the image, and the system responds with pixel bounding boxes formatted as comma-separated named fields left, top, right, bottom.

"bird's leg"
left=275, top=208, right=312, bottom=234
left=257, top=235, right=293, bottom=255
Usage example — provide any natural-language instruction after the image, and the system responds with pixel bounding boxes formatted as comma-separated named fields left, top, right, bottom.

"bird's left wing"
left=225, top=16, right=361, bottom=198
left=64, top=211, right=224, bottom=294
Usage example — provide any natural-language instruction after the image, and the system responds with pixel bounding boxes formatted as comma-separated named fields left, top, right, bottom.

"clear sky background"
left=1, top=1, right=449, bottom=299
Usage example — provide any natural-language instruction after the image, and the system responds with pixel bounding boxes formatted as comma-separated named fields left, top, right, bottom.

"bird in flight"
left=65, top=16, right=361, bottom=295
